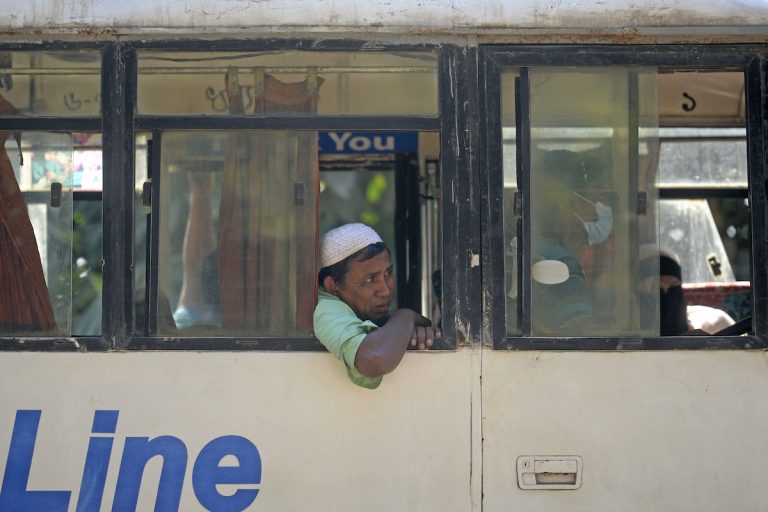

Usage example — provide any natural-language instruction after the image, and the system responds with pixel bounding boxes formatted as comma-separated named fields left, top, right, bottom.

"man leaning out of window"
left=313, top=223, right=440, bottom=389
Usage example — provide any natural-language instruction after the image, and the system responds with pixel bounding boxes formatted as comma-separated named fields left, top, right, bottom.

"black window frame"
left=1, top=39, right=479, bottom=352
left=480, top=44, right=768, bottom=351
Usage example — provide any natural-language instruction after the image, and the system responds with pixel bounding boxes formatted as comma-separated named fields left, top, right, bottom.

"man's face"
left=331, top=251, right=395, bottom=325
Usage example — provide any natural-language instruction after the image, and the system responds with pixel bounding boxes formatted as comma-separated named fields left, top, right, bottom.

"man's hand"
left=409, top=313, right=441, bottom=350
left=355, top=309, right=441, bottom=377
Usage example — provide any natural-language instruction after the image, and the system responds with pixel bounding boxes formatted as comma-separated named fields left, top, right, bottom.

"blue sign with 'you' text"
left=319, top=131, right=418, bottom=154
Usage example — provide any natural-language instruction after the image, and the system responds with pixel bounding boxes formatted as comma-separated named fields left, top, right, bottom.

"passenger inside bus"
left=641, top=251, right=736, bottom=336
left=313, top=223, right=439, bottom=389
left=172, top=171, right=220, bottom=329
left=530, top=154, right=618, bottom=334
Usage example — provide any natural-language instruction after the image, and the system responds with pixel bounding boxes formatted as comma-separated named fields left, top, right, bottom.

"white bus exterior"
left=0, top=2, right=767, bottom=511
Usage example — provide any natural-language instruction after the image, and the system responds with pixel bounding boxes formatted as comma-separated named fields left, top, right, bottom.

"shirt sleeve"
left=313, top=292, right=383, bottom=389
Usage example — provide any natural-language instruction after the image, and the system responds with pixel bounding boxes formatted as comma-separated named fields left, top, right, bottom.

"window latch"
left=142, top=180, right=152, bottom=208
left=636, top=191, right=647, bottom=215
left=513, top=191, right=523, bottom=216
left=50, top=182, right=62, bottom=208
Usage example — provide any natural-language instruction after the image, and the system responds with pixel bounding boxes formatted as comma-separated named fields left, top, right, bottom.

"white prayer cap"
left=320, top=223, right=383, bottom=269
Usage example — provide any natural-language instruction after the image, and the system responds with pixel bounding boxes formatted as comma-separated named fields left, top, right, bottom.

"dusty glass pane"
left=500, top=70, right=520, bottom=335
left=137, top=51, right=438, bottom=115
left=658, top=128, right=747, bottom=187
left=0, top=51, right=100, bottom=116
left=156, top=130, right=318, bottom=336
left=1, top=132, right=73, bottom=335
left=528, top=68, right=659, bottom=337
left=660, top=199, right=736, bottom=284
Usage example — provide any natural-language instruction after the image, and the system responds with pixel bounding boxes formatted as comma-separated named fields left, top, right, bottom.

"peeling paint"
left=455, top=313, right=469, bottom=345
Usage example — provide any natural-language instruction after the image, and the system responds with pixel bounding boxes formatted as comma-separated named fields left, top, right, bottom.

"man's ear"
left=323, top=275, right=339, bottom=295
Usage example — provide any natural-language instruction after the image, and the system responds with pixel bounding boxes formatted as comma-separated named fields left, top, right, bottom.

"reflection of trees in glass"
left=320, top=170, right=396, bottom=253
left=320, top=169, right=397, bottom=307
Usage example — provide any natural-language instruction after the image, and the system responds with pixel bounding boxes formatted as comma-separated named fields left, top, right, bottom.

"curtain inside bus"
left=216, top=67, right=321, bottom=333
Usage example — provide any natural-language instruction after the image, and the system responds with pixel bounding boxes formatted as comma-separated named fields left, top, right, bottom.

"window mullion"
left=101, top=44, right=136, bottom=349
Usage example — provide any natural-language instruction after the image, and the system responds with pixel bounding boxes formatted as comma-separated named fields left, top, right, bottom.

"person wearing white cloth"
left=313, top=223, right=440, bottom=388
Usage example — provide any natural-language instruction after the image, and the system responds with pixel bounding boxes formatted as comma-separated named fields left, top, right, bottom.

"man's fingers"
left=413, top=313, right=432, bottom=327
left=409, top=323, right=443, bottom=350
left=414, top=326, right=424, bottom=350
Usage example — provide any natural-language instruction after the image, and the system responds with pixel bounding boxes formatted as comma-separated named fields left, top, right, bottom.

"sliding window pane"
left=528, top=68, right=659, bottom=336
left=1, top=132, right=73, bottom=335
left=154, top=130, right=318, bottom=336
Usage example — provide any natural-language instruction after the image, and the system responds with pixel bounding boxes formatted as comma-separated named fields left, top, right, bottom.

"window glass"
left=658, top=71, right=745, bottom=127
left=660, top=199, right=736, bottom=283
left=137, top=51, right=438, bottom=115
left=17, top=131, right=104, bottom=335
left=71, top=133, right=103, bottom=335
left=154, top=130, right=318, bottom=336
left=658, top=128, right=747, bottom=188
left=72, top=195, right=102, bottom=335
left=139, top=129, right=441, bottom=337
left=1, top=132, right=73, bottom=335
left=708, top=197, right=750, bottom=281
left=500, top=71, right=519, bottom=334
left=134, top=133, right=150, bottom=333
left=527, top=68, right=659, bottom=336
left=0, top=51, right=100, bottom=116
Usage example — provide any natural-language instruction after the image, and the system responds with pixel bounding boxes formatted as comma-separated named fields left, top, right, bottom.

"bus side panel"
left=0, top=351, right=472, bottom=512
left=482, top=350, right=768, bottom=512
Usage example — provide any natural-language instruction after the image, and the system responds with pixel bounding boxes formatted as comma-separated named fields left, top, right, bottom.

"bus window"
left=142, top=130, right=318, bottom=336
left=133, top=49, right=441, bottom=341
left=498, top=65, right=752, bottom=340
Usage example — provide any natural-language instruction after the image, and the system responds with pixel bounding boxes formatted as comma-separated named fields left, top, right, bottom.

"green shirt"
left=313, top=289, right=383, bottom=389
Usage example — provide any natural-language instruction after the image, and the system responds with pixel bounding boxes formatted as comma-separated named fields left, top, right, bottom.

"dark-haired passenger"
left=313, top=223, right=439, bottom=389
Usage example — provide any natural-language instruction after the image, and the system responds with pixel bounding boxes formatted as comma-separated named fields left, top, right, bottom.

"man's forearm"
left=354, top=309, right=421, bottom=377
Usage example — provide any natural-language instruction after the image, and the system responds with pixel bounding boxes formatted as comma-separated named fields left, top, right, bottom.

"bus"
left=0, top=1, right=766, bottom=510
